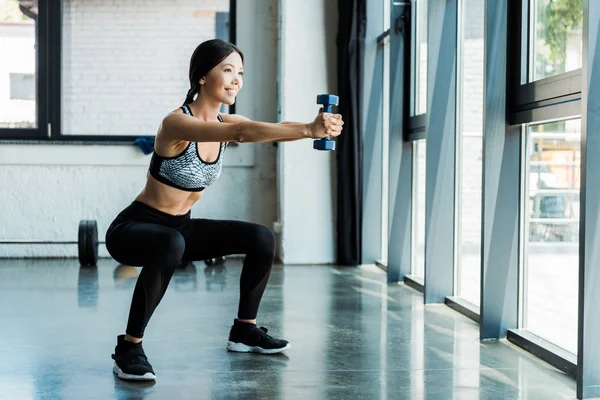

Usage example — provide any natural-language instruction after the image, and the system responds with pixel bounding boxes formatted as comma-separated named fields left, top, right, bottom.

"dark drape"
left=336, top=0, right=366, bottom=266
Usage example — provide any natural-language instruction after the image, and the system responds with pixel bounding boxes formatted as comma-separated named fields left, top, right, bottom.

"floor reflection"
left=0, top=260, right=577, bottom=400
left=77, top=265, right=98, bottom=308
left=204, top=264, right=226, bottom=292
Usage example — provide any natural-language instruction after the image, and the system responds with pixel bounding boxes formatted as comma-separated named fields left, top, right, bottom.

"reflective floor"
left=460, top=249, right=579, bottom=354
left=0, top=259, right=576, bottom=400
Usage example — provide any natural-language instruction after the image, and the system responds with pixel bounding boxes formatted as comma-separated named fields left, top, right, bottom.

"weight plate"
left=78, top=220, right=98, bottom=266
left=88, top=220, right=98, bottom=266
left=78, top=220, right=88, bottom=266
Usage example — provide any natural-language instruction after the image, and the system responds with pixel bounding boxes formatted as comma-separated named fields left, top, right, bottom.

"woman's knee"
left=249, top=225, right=275, bottom=256
left=155, top=230, right=186, bottom=265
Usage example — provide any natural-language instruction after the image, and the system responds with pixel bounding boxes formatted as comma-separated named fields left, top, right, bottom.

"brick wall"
left=61, top=0, right=229, bottom=136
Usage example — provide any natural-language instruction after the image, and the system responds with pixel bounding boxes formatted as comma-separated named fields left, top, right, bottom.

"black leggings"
left=105, top=201, right=275, bottom=338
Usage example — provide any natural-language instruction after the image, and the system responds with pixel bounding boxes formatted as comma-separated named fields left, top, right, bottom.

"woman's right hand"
left=309, top=112, right=344, bottom=139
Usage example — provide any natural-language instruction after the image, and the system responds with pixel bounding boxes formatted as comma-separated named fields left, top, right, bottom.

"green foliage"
left=536, top=0, right=583, bottom=77
left=0, top=0, right=28, bottom=22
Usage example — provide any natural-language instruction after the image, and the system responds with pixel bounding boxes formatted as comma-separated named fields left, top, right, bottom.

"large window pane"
left=456, top=0, right=484, bottom=306
left=0, top=0, right=37, bottom=128
left=531, top=0, right=582, bottom=81
left=411, top=0, right=427, bottom=116
left=412, top=140, right=426, bottom=279
left=61, top=0, right=230, bottom=136
left=523, top=118, right=580, bottom=354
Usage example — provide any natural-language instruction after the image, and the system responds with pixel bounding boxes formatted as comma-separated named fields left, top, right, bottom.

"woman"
left=105, top=39, right=344, bottom=381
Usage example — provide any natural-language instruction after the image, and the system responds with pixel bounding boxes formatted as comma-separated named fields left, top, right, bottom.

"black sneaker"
left=226, top=320, right=291, bottom=354
left=111, top=335, right=156, bottom=381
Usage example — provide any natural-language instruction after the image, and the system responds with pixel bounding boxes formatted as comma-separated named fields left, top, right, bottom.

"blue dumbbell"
left=313, top=94, right=339, bottom=151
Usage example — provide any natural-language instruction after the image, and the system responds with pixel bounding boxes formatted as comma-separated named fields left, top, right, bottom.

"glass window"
left=10, top=73, right=35, bottom=101
left=61, top=0, right=230, bottom=136
left=456, top=0, right=484, bottom=306
left=531, top=0, right=582, bottom=81
left=412, top=140, right=426, bottom=279
left=522, top=118, right=580, bottom=354
left=0, top=0, right=37, bottom=128
left=411, top=0, right=427, bottom=116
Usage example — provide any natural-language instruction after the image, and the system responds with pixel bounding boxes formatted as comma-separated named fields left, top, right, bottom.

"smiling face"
left=199, top=51, right=244, bottom=105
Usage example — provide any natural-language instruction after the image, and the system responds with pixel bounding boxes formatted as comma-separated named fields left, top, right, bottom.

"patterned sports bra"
left=148, top=105, right=226, bottom=192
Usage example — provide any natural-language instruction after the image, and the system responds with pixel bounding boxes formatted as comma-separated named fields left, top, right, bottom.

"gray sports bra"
left=148, top=105, right=226, bottom=192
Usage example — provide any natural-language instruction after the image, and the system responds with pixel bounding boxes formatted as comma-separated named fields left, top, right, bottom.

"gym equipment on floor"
left=3, top=220, right=224, bottom=268
left=0, top=220, right=100, bottom=267
left=78, top=220, right=98, bottom=267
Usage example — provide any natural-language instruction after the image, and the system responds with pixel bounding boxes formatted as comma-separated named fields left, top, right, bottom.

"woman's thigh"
left=181, top=219, right=274, bottom=262
left=106, top=221, right=185, bottom=267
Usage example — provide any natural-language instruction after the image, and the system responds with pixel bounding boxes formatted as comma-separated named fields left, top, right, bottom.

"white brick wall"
left=61, top=0, right=229, bottom=136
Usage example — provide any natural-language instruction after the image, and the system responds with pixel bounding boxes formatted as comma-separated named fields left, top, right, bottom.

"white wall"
left=0, top=0, right=278, bottom=259
left=235, top=0, right=278, bottom=123
left=234, top=0, right=279, bottom=253
left=277, top=0, right=338, bottom=264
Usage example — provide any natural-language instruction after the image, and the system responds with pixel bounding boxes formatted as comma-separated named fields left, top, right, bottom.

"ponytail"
left=182, top=82, right=199, bottom=106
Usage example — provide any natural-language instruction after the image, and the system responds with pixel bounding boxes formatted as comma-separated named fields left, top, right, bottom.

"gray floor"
left=0, top=259, right=576, bottom=400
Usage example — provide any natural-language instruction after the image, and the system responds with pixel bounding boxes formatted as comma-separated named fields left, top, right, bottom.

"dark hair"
left=182, top=39, right=244, bottom=106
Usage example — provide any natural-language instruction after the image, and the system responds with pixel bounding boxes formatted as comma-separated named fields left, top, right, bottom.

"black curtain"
left=336, top=0, right=366, bottom=266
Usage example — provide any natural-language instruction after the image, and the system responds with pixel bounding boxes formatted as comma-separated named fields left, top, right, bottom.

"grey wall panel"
left=388, top=3, right=412, bottom=282
left=361, top=1, right=384, bottom=264
left=480, top=0, right=519, bottom=339
left=424, top=0, right=457, bottom=303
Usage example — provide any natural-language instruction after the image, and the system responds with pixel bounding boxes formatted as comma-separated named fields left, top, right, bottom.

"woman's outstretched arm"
left=220, top=114, right=326, bottom=143
left=160, top=112, right=343, bottom=144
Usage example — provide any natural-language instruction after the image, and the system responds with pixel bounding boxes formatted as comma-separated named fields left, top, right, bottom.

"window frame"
left=507, top=0, right=582, bottom=127
left=378, top=0, right=422, bottom=143
left=0, top=0, right=50, bottom=140
left=507, top=0, right=583, bottom=368
left=407, top=0, right=426, bottom=142
left=0, top=0, right=237, bottom=142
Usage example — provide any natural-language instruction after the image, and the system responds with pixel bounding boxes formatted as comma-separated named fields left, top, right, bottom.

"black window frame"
left=374, top=0, right=425, bottom=142
left=507, top=0, right=582, bottom=126
left=377, top=1, right=418, bottom=141
left=0, top=0, right=237, bottom=143
left=0, top=0, right=50, bottom=140
left=407, top=0, right=426, bottom=142
left=506, top=0, right=583, bottom=373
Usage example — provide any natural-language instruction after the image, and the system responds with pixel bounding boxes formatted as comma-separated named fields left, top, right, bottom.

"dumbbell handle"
left=320, top=104, right=333, bottom=140
left=321, top=104, right=333, bottom=114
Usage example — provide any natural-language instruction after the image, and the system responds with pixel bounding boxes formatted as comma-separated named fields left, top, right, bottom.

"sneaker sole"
left=226, top=341, right=291, bottom=354
left=113, top=362, right=156, bottom=381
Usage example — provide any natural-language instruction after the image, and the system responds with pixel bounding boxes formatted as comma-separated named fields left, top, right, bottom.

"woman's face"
left=200, top=52, right=244, bottom=105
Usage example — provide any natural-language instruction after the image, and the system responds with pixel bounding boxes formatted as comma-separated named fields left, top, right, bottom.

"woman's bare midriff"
left=135, top=174, right=204, bottom=216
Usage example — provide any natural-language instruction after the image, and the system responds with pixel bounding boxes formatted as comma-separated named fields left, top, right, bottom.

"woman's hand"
left=309, top=113, right=344, bottom=139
